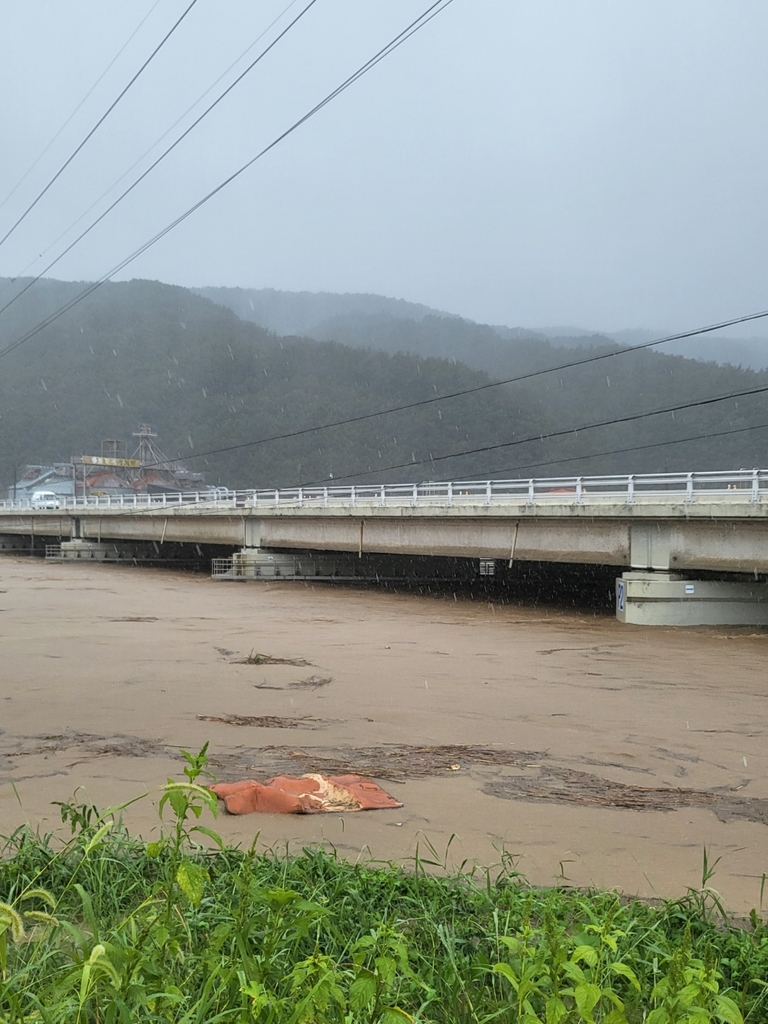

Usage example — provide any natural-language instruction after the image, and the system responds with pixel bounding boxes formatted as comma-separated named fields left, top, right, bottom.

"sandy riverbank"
left=1, top=556, right=766, bottom=912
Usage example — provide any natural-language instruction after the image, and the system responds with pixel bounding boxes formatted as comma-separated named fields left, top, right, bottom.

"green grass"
left=1, top=748, right=767, bottom=1023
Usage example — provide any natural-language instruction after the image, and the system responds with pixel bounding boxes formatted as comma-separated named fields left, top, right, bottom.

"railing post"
left=323, top=487, right=328, bottom=508
left=381, top=485, right=386, bottom=507
left=527, top=479, right=535, bottom=505
left=685, top=472, right=693, bottom=503
left=447, top=481, right=453, bottom=507
left=627, top=474, right=634, bottom=505
left=752, top=468, right=760, bottom=502
left=274, top=489, right=279, bottom=507
left=351, top=486, right=356, bottom=508
left=298, top=487, right=303, bottom=507
left=412, top=483, right=418, bottom=507
left=485, top=480, right=492, bottom=505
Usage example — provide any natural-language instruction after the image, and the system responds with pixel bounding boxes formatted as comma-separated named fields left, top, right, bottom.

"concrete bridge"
left=2, top=470, right=768, bottom=625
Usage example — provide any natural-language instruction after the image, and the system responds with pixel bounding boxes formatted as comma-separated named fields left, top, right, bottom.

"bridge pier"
left=55, top=539, right=119, bottom=561
left=217, top=547, right=357, bottom=580
left=214, top=548, right=481, bottom=581
left=615, top=571, right=768, bottom=626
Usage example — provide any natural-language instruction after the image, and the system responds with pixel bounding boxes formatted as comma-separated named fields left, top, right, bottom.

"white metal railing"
left=2, top=469, right=768, bottom=514
left=211, top=557, right=236, bottom=577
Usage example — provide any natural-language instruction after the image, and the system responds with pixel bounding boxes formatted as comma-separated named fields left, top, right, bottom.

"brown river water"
left=1, top=556, right=767, bottom=913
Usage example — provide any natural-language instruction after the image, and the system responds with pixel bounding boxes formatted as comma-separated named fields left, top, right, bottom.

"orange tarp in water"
left=209, top=773, right=403, bottom=815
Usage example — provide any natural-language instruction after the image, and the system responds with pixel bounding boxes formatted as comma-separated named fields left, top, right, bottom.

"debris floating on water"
left=210, top=774, right=403, bottom=814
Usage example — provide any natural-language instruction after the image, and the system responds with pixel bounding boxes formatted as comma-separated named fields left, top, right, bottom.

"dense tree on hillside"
left=2, top=276, right=767, bottom=493
left=306, top=311, right=768, bottom=476
left=195, top=287, right=768, bottom=475
left=0, top=278, right=553, bottom=490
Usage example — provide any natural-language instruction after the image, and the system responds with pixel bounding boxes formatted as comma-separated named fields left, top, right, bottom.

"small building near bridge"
left=8, top=424, right=207, bottom=501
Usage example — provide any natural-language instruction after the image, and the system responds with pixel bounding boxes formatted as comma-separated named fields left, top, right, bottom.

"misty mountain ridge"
left=194, top=286, right=453, bottom=338
left=0, top=276, right=556, bottom=491
left=2, top=275, right=768, bottom=495
left=196, top=285, right=768, bottom=370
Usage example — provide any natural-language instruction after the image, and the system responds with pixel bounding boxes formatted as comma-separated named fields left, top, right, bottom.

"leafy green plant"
left=0, top=749, right=765, bottom=1023
left=647, top=929, right=743, bottom=1024
left=151, top=741, right=222, bottom=919
left=491, top=904, right=641, bottom=1023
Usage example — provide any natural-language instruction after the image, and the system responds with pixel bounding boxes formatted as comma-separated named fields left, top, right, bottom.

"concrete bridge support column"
left=57, top=539, right=119, bottom=561
left=225, top=547, right=357, bottom=579
left=615, top=571, right=768, bottom=626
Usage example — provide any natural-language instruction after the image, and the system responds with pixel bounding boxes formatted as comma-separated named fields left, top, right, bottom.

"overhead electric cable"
left=2, top=0, right=762, bottom=493
left=92, top=416, right=768, bottom=521
left=0, top=0, right=307, bottom=301
left=0, top=0, right=164, bottom=216
left=298, top=381, right=768, bottom=485
left=4, top=0, right=303, bottom=283
left=484, top=422, right=768, bottom=480
left=0, top=0, right=455, bottom=361
left=134, top=365, right=768, bottom=477
left=0, top=0, right=200, bottom=252
left=0, top=0, right=320, bottom=321
left=118, top=307, right=768, bottom=471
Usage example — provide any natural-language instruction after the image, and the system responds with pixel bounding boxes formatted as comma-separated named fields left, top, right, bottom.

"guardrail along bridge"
left=3, top=469, right=768, bottom=626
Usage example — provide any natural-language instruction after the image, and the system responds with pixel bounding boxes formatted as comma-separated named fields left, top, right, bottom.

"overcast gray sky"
left=1, top=1, right=766, bottom=334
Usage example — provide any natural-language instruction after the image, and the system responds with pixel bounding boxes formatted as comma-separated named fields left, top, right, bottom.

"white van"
left=30, top=490, right=61, bottom=509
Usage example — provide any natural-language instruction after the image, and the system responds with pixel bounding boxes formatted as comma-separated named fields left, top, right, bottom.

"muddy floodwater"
left=1, top=556, right=767, bottom=913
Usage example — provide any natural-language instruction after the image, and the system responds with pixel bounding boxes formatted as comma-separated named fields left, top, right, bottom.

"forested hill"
left=1, top=276, right=767, bottom=492
left=304, top=310, right=768, bottom=475
left=194, top=285, right=768, bottom=369
left=193, top=286, right=446, bottom=338
left=0, top=277, right=554, bottom=491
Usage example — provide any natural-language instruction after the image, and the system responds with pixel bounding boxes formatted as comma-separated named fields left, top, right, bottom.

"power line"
left=136, top=364, right=768, bottom=476
left=0, top=0, right=200, bottom=252
left=1, top=0, right=763, bottom=494
left=72, top=417, right=768, bottom=522
left=481, top=421, right=768, bottom=480
left=299, top=380, right=768, bottom=485
left=1, top=0, right=303, bottom=289
left=117, top=307, right=768, bottom=471
left=0, top=0, right=320, bottom=322
left=0, top=0, right=455, bottom=363
left=0, top=0, right=164, bottom=217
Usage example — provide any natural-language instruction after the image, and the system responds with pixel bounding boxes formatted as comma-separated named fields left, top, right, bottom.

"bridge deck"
left=2, top=471, right=768, bottom=573
left=3, top=468, right=768, bottom=517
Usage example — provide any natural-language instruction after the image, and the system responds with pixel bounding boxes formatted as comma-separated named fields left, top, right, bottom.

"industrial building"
left=8, top=424, right=205, bottom=501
